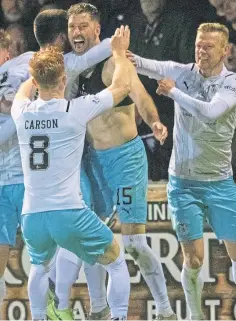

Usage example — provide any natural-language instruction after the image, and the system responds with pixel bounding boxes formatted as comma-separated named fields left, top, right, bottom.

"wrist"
left=113, top=51, right=126, bottom=59
left=168, top=86, right=178, bottom=98
left=151, top=120, right=161, bottom=128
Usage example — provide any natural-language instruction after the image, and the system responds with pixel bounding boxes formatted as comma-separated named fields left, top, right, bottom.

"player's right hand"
left=111, top=25, right=130, bottom=58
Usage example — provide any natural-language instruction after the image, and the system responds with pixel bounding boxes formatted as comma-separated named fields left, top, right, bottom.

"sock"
left=28, top=264, right=49, bottom=320
left=103, top=250, right=130, bottom=319
left=0, top=276, right=6, bottom=307
left=123, top=234, right=173, bottom=317
left=181, top=264, right=204, bottom=319
left=231, top=260, right=236, bottom=283
left=56, top=248, right=82, bottom=310
left=48, top=249, right=58, bottom=294
left=84, top=262, right=107, bottom=313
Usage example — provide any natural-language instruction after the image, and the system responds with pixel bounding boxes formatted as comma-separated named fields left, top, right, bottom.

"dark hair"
left=34, top=9, right=67, bottom=47
left=67, top=3, right=100, bottom=23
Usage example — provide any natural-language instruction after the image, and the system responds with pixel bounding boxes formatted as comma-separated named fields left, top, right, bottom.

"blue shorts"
left=21, top=208, right=113, bottom=265
left=88, top=136, right=148, bottom=224
left=168, top=175, right=236, bottom=242
left=0, top=184, right=24, bottom=246
left=84, top=151, right=114, bottom=218
left=80, top=160, right=93, bottom=209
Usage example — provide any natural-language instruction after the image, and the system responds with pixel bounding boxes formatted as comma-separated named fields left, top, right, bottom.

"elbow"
left=124, top=83, right=131, bottom=96
left=120, top=80, right=131, bottom=97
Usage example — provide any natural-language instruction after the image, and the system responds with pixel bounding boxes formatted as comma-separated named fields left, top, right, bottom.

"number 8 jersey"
left=11, top=89, right=113, bottom=215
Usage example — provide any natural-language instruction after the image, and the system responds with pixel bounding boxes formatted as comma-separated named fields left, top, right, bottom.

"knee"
left=122, top=236, right=146, bottom=261
left=97, top=238, right=120, bottom=265
left=184, top=254, right=203, bottom=269
left=124, top=242, right=140, bottom=261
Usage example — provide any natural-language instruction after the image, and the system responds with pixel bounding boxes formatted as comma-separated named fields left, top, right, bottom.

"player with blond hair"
left=11, top=27, right=133, bottom=321
left=130, top=22, right=236, bottom=319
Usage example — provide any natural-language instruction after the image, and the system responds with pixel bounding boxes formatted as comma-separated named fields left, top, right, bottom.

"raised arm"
left=14, top=78, right=34, bottom=101
left=157, top=77, right=236, bottom=121
left=106, top=26, right=134, bottom=107
left=73, top=26, right=135, bottom=124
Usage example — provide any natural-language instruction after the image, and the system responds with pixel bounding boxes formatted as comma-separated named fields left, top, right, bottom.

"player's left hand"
left=151, top=121, right=168, bottom=145
left=111, top=25, right=130, bottom=58
left=156, top=79, right=175, bottom=96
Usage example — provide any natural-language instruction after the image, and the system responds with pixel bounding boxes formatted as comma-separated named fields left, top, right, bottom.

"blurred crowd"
left=1, top=0, right=236, bottom=181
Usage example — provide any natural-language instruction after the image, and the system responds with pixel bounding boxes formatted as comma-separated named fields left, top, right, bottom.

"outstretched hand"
left=111, top=25, right=130, bottom=58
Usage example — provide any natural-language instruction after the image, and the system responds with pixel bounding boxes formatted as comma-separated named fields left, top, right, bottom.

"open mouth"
left=199, top=57, right=208, bottom=62
left=73, top=39, right=85, bottom=50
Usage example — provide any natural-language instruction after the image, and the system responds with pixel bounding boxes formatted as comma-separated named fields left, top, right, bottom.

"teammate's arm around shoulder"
left=65, top=38, right=112, bottom=76
left=127, top=52, right=185, bottom=81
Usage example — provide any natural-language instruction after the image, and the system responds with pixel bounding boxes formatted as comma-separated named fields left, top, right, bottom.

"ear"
left=54, top=33, right=67, bottom=52
left=32, top=77, right=38, bottom=88
left=62, top=74, right=67, bottom=86
left=224, top=44, right=230, bottom=58
left=5, top=52, right=10, bottom=62
left=95, top=23, right=101, bottom=38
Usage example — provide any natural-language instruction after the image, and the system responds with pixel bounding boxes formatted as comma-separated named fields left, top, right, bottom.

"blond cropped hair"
left=197, top=23, right=229, bottom=45
left=29, top=46, right=65, bottom=89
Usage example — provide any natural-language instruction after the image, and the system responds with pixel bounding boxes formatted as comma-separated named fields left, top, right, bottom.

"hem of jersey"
left=177, top=233, right=203, bottom=242
left=168, top=170, right=233, bottom=182
left=22, top=204, right=86, bottom=215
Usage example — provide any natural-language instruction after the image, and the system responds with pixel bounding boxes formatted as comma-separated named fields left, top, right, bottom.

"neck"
left=199, top=63, right=224, bottom=78
left=39, top=88, right=64, bottom=101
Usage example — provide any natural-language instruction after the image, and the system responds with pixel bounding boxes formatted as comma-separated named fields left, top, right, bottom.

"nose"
left=73, top=28, right=81, bottom=37
left=199, top=47, right=206, bottom=55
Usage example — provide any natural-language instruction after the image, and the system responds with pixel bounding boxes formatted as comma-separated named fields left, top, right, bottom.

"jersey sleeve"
left=135, top=55, right=185, bottom=81
left=11, top=98, right=31, bottom=120
left=13, top=51, right=34, bottom=65
left=0, top=117, right=16, bottom=144
left=64, top=39, right=111, bottom=77
left=169, top=76, right=236, bottom=121
left=8, top=64, right=30, bottom=90
left=70, top=88, right=113, bottom=125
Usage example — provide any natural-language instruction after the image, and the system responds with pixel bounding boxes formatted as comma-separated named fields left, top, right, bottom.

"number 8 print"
left=29, top=135, right=49, bottom=170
